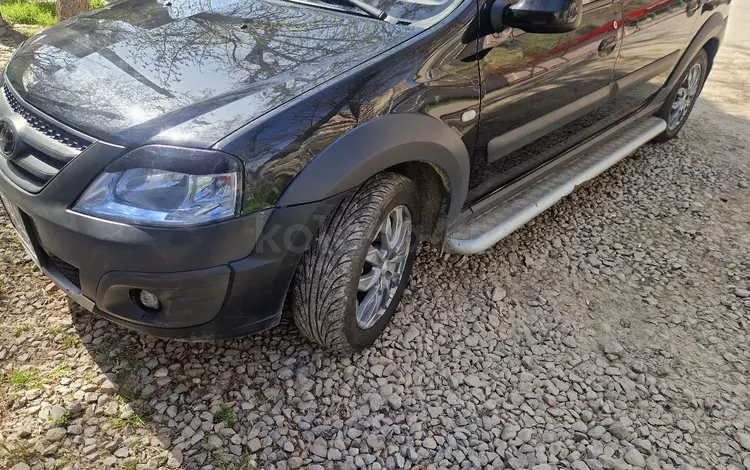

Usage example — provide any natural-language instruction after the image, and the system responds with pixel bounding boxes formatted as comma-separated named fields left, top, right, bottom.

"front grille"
left=47, top=254, right=81, bottom=289
left=3, top=85, right=91, bottom=151
left=6, top=149, right=68, bottom=189
left=1, top=84, right=94, bottom=192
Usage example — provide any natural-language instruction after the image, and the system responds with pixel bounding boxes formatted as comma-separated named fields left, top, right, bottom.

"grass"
left=51, top=410, right=72, bottom=426
left=1, top=363, right=70, bottom=389
left=123, top=461, right=138, bottom=470
left=0, top=441, right=39, bottom=465
left=12, top=325, right=29, bottom=337
left=0, top=0, right=106, bottom=27
left=47, top=363, right=71, bottom=381
left=214, top=405, right=237, bottom=424
left=0, top=1, right=56, bottom=26
left=5, top=369, right=43, bottom=388
left=60, top=332, right=81, bottom=348
left=108, top=410, right=151, bottom=430
left=118, top=384, right=142, bottom=403
left=47, top=325, right=66, bottom=336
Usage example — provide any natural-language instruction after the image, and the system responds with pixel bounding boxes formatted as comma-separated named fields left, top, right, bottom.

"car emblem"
left=0, top=120, right=16, bottom=158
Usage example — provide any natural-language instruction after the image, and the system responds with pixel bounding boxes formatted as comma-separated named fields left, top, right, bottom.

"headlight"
left=74, top=146, right=242, bottom=226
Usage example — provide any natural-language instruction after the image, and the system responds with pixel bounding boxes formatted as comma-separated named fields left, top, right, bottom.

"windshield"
left=368, top=0, right=455, bottom=22
left=311, top=0, right=456, bottom=23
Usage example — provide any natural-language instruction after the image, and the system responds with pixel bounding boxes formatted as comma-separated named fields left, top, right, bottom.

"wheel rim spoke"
left=357, top=280, right=384, bottom=330
left=365, top=246, right=386, bottom=268
left=390, top=220, right=411, bottom=260
left=381, top=206, right=404, bottom=255
left=355, top=204, right=413, bottom=330
left=358, top=268, right=381, bottom=292
left=687, top=64, right=701, bottom=96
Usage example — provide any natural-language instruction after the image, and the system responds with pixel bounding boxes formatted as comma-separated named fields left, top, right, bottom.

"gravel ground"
left=1, top=8, right=749, bottom=470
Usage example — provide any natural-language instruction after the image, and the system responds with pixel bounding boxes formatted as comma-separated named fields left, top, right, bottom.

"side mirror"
left=490, top=0, right=582, bottom=34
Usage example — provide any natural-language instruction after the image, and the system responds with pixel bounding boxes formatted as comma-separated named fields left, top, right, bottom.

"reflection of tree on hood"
left=7, top=0, right=409, bottom=141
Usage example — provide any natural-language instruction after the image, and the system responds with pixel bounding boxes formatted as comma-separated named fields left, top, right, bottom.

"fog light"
left=139, top=290, right=160, bottom=311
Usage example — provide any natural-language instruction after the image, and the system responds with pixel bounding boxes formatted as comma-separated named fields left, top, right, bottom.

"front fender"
left=653, top=11, right=728, bottom=105
left=277, top=113, right=471, bottom=224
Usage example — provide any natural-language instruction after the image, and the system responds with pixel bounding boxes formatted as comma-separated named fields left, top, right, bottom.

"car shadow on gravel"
left=64, top=296, right=319, bottom=466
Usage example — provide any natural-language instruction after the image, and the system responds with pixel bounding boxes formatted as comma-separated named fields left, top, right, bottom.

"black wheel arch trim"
left=276, top=113, right=470, bottom=225
left=654, top=11, right=727, bottom=105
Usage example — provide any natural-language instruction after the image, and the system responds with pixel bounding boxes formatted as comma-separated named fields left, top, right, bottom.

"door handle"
left=598, top=36, right=618, bottom=57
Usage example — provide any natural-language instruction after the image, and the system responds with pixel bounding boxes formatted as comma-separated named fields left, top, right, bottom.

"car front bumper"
left=0, top=170, right=344, bottom=339
left=0, top=78, right=348, bottom=340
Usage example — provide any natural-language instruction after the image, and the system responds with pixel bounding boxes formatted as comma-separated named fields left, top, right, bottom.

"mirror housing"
left=490, top=0, right=582, bottom=34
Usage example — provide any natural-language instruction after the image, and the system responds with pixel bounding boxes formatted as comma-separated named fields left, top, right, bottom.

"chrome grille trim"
left=3, top=84, right=91, bottom=151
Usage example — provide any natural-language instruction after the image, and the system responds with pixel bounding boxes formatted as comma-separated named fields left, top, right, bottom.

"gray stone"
left=735, top=432, right=750, bottom=451
left=422, top=437, right=437, bottom=450
left=404, top=326, right=420, bottom=342
left=517, top=428, right=532, bottom=443
left=312, top=437, right=328, bottom=458
left=206, top=434, right=223, bottom=450
left=588, top=426, right=606, bottom=439
left=624, top=448, right=645, bottom=467
left=49, top=405, right=68, bottom=421
left=492, top=286, right=507, bottom=302
left=328, top=448, right=343, bottom=460
left=248, top=437, right=262, bottom=453
left=45, top=428, right=66, bottom=442
left=603, top=341, right=624, bottom=356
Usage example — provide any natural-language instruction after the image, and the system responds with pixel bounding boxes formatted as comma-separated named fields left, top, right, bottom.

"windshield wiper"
left=326, top=0, right=400, bottom=23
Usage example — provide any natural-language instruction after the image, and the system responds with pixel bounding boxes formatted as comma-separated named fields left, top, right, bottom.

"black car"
left=0, top=0, right=730, bottom=351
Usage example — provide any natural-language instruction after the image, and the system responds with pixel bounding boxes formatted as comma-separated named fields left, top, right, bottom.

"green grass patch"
left=47, top=363, right=72, bottom=381
left=60, top=332, right=81, bottom=349
left=12, top=325, right=29, bottom=337
left=0, top=1, right=56, bottom=26
left=109, top=412, right=150, bottom=430
left=123, top=461, right=138, bottom=470
left=0, top=0, right=106, bottom=26
left=47, top=325, right=66, bottom=336
left=5, top=369, right=44, bottom=388
left=1, top=363, right=70, bottom=389
left=51, top=410, right=72, bottom=426
left=0, top=441, right=39, bottom=465
left=214, top=405, right=237, bottom=424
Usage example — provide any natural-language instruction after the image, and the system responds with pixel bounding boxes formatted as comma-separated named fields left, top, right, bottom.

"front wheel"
left=654, top=48, right=709, bottom=142
left=291, top=172, right=420, bottom=353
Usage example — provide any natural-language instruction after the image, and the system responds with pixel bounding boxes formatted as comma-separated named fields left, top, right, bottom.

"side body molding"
left=277, top=113, right=471, bottom=224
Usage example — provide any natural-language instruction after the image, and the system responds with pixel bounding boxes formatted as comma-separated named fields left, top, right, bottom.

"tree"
left=57, top=0, right=89, bottom=21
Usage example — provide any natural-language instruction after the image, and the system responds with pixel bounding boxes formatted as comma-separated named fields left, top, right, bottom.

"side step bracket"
left=445, top=117, right=667, bottom=254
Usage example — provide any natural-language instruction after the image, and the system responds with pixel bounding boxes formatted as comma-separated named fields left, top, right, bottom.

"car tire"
left=654, top=48, right=709, bottom=142
left=291, top=171, right=420, bottom=353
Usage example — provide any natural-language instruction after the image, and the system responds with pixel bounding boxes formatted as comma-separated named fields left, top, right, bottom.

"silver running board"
left=446, top=117, right=667, bottom=254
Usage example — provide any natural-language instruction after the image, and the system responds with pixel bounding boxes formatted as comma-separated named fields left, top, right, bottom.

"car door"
left=468, top=0, right=622, bottom=202
left=604, top=0, right=701, bottom=120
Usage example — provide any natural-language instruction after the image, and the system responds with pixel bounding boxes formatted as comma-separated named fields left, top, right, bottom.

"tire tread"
left=291, top=172, right=415, bottom=352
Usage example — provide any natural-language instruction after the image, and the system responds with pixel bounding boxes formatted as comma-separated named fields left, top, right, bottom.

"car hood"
left=5, top=0, right=417, bottom=147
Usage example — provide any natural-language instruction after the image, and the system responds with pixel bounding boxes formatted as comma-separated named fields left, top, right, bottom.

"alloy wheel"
left=355, top=205, right=412, bottom=330
left=668, top=62, right=703, bottom=131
